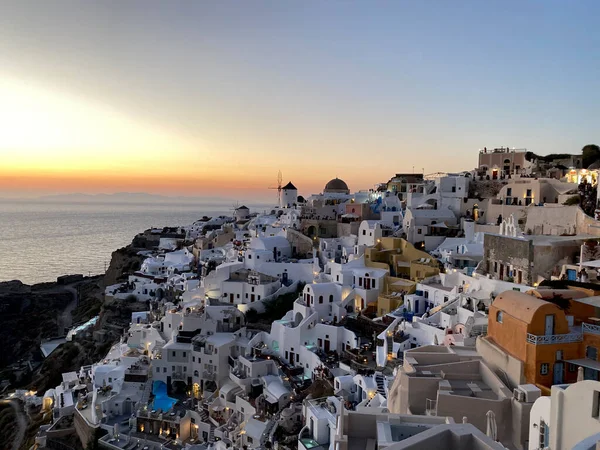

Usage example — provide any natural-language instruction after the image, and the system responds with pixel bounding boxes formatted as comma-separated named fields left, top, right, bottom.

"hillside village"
left=21, top=145, right=600, bottom=450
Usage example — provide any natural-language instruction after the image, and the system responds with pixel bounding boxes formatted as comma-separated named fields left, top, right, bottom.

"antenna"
left=268, top=170, right=283, bottom=204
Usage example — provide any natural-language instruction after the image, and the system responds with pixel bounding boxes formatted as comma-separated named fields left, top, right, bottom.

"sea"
left=0, top=199, right=270, bottom=285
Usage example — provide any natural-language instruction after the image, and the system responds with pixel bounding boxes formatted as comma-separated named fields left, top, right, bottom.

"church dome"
left=324, top=178, right=350, bottom=194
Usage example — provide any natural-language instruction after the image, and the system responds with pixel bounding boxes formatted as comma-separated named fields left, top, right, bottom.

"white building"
left=220, top=269, right=282, bottom=309
left=529, top=380, right=600, bottom=450
left=280, top=181, right=298, bottom=208
left=250, top=282, right=359, bottom=379
left=357, top=220, right=393, bottom=247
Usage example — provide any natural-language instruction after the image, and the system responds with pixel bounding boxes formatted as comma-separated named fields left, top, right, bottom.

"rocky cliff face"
left=103, top=245, right=145, bottom=287
left=0, top=281, right=72, bottom=370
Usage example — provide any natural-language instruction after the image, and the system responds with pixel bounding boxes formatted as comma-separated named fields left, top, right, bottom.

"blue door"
left=567, top=269, right=577, bottom=281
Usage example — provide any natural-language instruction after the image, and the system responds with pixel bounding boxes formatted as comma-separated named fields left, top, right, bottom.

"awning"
left=566, top=358, right=600, bottom=371
left=581, top=259, right=600, bottom=269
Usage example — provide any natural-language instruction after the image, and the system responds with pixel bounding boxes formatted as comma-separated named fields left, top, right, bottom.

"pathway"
left=0, top=398, right=28, bottom=450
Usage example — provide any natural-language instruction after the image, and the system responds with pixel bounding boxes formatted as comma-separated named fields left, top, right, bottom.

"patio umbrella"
left=577, top=366, right=584, bottom=382
left=486, top=410, right=498, bottom=441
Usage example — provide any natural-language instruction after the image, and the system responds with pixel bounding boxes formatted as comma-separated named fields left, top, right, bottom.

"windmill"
left=268, top=170, right=283, bottom=205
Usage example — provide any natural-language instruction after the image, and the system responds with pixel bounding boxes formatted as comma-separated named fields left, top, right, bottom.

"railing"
left=425, top=398, right=437, bottom=416
left=526, top=332, right=582, bottom=345
left=583, top=323, right=600, bottom=336
left=172, top=372, right=186, bottom=381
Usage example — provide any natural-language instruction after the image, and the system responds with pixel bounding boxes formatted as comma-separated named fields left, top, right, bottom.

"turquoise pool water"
left=152, top=380, right=177, bottom=411
left=300, top=438, right=320, bottom=449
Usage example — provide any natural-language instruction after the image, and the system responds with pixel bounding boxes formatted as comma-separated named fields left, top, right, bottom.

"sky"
left=0, top=1, right=599, bottom=201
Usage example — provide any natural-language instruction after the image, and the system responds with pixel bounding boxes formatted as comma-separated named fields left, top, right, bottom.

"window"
left=444, top=296, right=448, bottom=303
left=586, top=346, right=598, bottom=361
left=540, top=363, right=549, bottom=375
left=539, top=419, right=549, bottom=448
left=568, top=363, right=577, bottom=372
left=237, top=294, right=240, bottom=298
left=417, top=228, right=422, bottom=235
left=424, top=290, right=429, bottom=299
left=172, top=366, right=175, bottom=371
left=163, top=367, right=166, bottom=373
left=247, top=437, right=253, bottom=444
left=192, top=356, right=195, bottom=362
left=362, top=230, right=366, bottom=236
left=156, top=367, right=160, bottom=373
left=172, top=351, right=176, bottom=357
left=526, top=189, right=532, bottom=197
left=507, top=188, right=512, bottom=196
left=496, top=311, right=503, bottom=323
left=329, top=294, right=334, bottom=303
left=183, top=366, right=187, bottom=372
left=451, top=186, right=456, bottom=192
left=593, top=391, right=600, bottom=418
left=494, top=262, right=498, bottom=273
left=183, top=352, right=186, bottom=358
left=556, top=350, right=563, bottom=361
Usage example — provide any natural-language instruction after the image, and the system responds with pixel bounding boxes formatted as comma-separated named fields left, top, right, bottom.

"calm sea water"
left=0, top=200, right=268, bottom=285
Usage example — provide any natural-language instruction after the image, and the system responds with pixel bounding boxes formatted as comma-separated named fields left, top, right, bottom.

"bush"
left=245, top=308, right=258, bottom=323
left=563, top=195, right=580, bottom=206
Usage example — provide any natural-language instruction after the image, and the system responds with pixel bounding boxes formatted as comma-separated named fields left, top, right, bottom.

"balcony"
left=583, top=323, right=600, bottom=336
left=526, top=332, right=582, bottom=345
left=172, top=371, right=186, bottom=381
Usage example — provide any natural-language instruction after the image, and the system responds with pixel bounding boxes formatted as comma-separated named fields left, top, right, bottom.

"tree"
left=245, top=308, right=258, bottom=323
left=582, top=144, right=600, bottom=168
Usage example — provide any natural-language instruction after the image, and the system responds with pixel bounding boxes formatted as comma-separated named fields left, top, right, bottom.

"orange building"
left=483, top=290, right=599, bottom=392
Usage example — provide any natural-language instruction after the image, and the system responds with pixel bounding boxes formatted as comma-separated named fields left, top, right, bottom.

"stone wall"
left=285, top=229, right=314, bottom=258
left=483, top=234, right=533, bottom=284
left=525, top=204, right=600, bottom=236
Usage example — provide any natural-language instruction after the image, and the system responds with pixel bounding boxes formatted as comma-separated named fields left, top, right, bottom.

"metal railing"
left=526, top=332, right=582, bottom=345
left=583, top=323, right=600, bottom=336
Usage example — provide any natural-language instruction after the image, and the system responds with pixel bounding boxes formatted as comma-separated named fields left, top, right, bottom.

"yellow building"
left=365, top=237, right=438, bottom=316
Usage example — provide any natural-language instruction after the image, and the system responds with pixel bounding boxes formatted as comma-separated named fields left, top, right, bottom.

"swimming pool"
left=152, top=380, right=177, bottom=411
left=299, top=438, right=321, bottom=449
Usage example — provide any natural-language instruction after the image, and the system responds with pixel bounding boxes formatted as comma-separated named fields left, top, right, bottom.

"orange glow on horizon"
left=0, top=75, right=380, bottom=199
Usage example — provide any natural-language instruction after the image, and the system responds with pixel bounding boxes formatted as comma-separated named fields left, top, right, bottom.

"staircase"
left=386, top=333, right=394, bottom=359
left=375, top=372, right=387, bottom=398
left=140, top=380, right=153, bottom=405
left=208, top=425, right=215, bottom=442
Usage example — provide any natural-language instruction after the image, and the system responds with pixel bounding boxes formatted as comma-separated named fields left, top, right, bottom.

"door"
left=289, top=352, right=295, bottom=364
left=553, top=362, right=563, bottom=384
left=545, top=315, right=555, bottom=336
left=499, top=264, right=504, bottom=280
left=230, top=293, right=234, bottom=303
left=567, top=269, right=577, bottom=281
left=324, top=340, right=331, bottom=353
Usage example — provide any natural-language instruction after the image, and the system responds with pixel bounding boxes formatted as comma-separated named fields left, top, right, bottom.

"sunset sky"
left=1, top=1, right=599, bottom=201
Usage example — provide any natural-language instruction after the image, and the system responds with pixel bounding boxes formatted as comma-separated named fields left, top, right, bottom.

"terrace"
left=526, top=322, right=600, bottom=345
